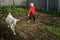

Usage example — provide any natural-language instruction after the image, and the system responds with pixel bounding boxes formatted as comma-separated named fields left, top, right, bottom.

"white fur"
left=6, top=12, right=20, bottom=35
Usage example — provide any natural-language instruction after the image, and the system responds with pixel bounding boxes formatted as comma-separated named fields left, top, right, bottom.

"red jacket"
left=28, top=6, right=35, bottom=15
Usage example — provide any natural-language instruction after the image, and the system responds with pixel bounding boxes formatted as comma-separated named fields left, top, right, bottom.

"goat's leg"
left=11, top=24, right=16, bottom=35
left=13, top=26, right=16, bottom=35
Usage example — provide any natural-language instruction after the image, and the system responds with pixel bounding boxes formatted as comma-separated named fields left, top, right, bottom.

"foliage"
left=0, top=6, right=27, bottom=18
left=0, top=7, right=8, bottom=18
left=43, top=19, right=55, bottom=26
left=20, top=23, right=28, bottom=27
left=55, top=21, right=60, bottom=27
left=39, top=25, right=60, bottom=37
left=36, top=8, right=60, bottom=17
left=45, top=26, right=60, bottom=37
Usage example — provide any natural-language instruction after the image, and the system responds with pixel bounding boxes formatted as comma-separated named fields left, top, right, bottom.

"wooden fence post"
left=58, top=0, right=59, bottom=13
left=13, top=0, right=15, bottom=13
left=47, top=0, right=49, bottom=11
left=0, top=0, right=1, bottom=6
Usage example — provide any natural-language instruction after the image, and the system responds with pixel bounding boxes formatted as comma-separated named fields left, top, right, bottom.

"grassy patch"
left=36, top=8, right=60, bottom=16
left=45, top=26, right=60, bottom=37
left=39, top=25, right=60, bottom=37
left=55, top=21, right=60, bottom=27
left=20, top=23, right=28, bottom=28
left=43, top=19, right=55, bottom=26
left=15, top=7, right=25, bottom=13
left=15, top=29, right=21, bottom=33
left=0, top=6, right=27, bottom=18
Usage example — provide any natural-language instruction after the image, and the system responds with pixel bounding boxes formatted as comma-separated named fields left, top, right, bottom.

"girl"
left=28, top=3, right=36, bottom=23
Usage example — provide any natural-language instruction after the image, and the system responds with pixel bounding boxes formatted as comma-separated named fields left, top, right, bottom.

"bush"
left=0, top=6, right=27, bottom=18
left=0, top=7, right=8, bottom=18
left=38, top=25, right=60, bottom=37
left=45, top=26, right=60, bottom=37
left=36, top=8, right=60, bottom=17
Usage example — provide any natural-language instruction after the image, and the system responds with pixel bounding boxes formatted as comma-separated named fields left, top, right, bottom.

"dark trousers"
left=29, top=12, right=35, bottom=22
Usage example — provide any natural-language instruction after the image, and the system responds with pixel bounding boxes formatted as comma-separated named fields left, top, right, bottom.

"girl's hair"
left=30, top=3, right=34, bottom=6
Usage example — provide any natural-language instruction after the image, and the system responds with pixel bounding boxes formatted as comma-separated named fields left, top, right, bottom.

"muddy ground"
left=0, top=12, right=60, bottom=40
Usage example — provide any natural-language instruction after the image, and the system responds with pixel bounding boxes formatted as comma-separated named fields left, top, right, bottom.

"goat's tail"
left=17, top=19, right=20, bottom=21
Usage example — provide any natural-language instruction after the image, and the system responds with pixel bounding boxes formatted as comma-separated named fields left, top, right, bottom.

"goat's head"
left=9, top=12, right=11, bottom=15
left=7, top=12, right=12, bottom=17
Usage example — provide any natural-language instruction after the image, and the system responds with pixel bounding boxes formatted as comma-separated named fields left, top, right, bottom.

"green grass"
left=20, top=23, right=28, bottom=28
left=43, top=19, right=54, bottom=24
left=6, top=6, right=27, bottom=13
left=15, top=7, right=27, bottom=15
left=0, top=6, right=27, bottom=18
left=39, top=25, right=60, bottom=37
left=36, top=8, right=60, bottom=16
left=56, top=21, right=60, bottom=27
left=45, top=26, right=60, bottom=37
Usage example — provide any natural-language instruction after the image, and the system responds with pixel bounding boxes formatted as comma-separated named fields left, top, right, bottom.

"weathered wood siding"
left=0, top=0, right=26, bottom=6
left=27, top=0, right=59, bottom=11
left=0, top=0, right=60, bottom=11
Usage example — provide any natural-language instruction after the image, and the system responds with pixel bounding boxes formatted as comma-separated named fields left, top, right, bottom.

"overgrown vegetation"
left=0, top=6, right=27, bottom=18
left=0, top=6, right=60, bottom=18
left=39, top=25, right=60, bottom=37
left=46, top=26, right=60, bottom=37
left=36, top=8, right=60, bottom=16
left=0, top=7, right=8, bottom=18
left=20, top=23, right=28, bottom=28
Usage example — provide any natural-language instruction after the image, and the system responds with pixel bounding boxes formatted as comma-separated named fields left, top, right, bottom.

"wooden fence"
left=0, top=0, right=60, bottom=12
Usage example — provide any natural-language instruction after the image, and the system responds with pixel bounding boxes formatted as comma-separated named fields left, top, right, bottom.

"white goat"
left=6, top=12, right=20, bottom=35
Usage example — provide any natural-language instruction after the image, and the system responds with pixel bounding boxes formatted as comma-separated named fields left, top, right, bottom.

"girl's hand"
left=28, top=14, right=29, bottom=16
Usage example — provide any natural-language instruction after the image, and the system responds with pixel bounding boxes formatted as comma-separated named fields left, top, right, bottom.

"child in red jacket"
left=28, top=3, right=36, bottom=23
